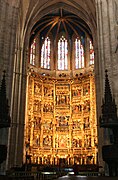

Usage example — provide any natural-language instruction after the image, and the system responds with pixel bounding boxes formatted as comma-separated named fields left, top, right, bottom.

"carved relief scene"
left=83, top=82, right=90, bottom=96
left=34, top=82, right=42, bottom=97
left=72, top=119, right=81, bottom=130
left=56, top=84, right=70, bottom=108
left=33, top=100, right=41, bottom=114
left=72, top=104, right=82, bottom=114
left=56, top=116, right=69, bottom=131
left=72, top=85, right=82, bottom=99
left=43, top=85, right=54, bottom=99
left=56, top=116, right=69, bottom=127
left=33, top=116, right=41, bottom=130
left=56, top=134, right=69, bottom=148
left=43, top=135, right=52, bottom=147
left=72, top=137, right=82, bottom=148
left=43, top=120, right=53, bottom=133
left=43, top=102, right=54, bottom=114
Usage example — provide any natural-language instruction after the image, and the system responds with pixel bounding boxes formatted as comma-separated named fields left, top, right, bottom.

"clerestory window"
left=89, top=40, right=94, bottom=65
left=30, top=38, right=36, bottom=65
left=58, top=36, right=68, bottom=70
left=41, top=37, right=51, bottom=69
left=75, top=38, right=84, bottom=69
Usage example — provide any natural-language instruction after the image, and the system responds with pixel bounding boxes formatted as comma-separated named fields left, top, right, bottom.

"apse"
left=24, top=8, right=97, bottom=167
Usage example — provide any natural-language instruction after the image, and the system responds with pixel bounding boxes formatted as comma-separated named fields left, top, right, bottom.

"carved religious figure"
left=43, top=102, right=53, bottom=113
left=33, top=100, right=41, bottom=113
left=43, top=135, right=52, bottom=147
left=83, top=100, right=90, bottom=112
left=72, top=88, right=81, bottom=97
left=83, top=83, right=90, bottom=96
left=83, top=117, right=90, bottom=129
left=56, top=116, right=69, bottom=127
left=34, top=117, right=41, bottom=129
left=34, top=83, right=42, bottom=95
left=44, top=86, right=53, bottom=97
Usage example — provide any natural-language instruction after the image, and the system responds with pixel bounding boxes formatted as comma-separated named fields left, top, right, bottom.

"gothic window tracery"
left=30, top=38, right=36, bottom=65
left=75, top=37, right=84, bottom=69
left=58, top=36, right=68, bottom=70
left=89, top=40, right=94, bottom=65
left=29, top=36, right=95, bottom=70
left=41, top=37, right=51, bottom=69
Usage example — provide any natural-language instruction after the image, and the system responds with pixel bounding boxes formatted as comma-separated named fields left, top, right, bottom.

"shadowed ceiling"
left=18, top=0, right=96, bottom=46
left=30, top=8, right=93, bottom=43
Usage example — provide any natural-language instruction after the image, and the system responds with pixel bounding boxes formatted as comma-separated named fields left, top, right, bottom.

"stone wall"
left=0, top=0, right=19, bottom=97
left=0, top=0, right=19, bottom=172
left=95, top=0, right=118, bottom=172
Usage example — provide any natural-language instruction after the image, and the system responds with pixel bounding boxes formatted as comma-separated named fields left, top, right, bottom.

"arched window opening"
left=30, top=38, right=36, bottom=65
left=90, top=40, right=94, bottom=65
left=58, top=36, right=68, bottom=70
left=75, top=38, right=84, bottom=69
left=41, top=37, right=51, bottom=69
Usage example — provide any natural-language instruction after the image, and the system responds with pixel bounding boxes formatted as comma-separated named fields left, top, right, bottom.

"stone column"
left=7, top=46, right=27, bottom=169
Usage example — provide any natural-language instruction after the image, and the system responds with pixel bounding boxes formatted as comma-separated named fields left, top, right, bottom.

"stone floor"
left=57, top=175, right=118, bottom=180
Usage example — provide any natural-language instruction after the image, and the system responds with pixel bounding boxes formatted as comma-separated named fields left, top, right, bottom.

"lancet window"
left=41, top=37, right=51, bottom=69
left=89, top=40, right=94, bottom=65
left=30, top=38, right=36, bottom=65
left=58, top=36, right=68, bottom=70
left=29, top=37, right=94, bottom=69
left=75, top=38, right=84, bottom=69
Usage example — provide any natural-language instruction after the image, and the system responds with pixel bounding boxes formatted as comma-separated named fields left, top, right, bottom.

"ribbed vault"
left=30, top=8, right=93, bottom=43
left=20, top=0, right=96, bottom=47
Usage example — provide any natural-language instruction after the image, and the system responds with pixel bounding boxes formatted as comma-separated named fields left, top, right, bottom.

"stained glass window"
left=90, top=40, right=94, bottom=65
left=58, top=36, right=68, bottom=70
left=30, top=38, right=36, bottom=65
left=75, top=38, right=84, bottom=69
left=41, top=37, right=51, bottom=69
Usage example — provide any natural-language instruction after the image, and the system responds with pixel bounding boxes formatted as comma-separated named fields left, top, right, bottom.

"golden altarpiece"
left=24, top=12, right=98, bottom=166
left=25, top=71, right=97, bottom=166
